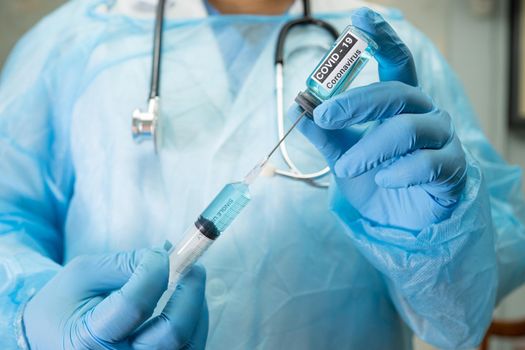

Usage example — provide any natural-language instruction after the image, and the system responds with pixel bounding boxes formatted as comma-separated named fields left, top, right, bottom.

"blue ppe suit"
left=1, top=0, right=525, bottom=349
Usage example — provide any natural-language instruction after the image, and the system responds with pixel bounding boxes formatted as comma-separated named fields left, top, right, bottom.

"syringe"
left=162, top=20, right=381, bottom=287
left=164, top=110, right=307, bottom=289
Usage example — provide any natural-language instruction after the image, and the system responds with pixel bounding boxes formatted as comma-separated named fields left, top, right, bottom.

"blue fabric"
left=203, top=0, right=273, bottom=96
left=203, top=0, right=220, bottom=16
left=23, top=249, right=207, bottom=349
left=0, top=1, right=524, bottom=349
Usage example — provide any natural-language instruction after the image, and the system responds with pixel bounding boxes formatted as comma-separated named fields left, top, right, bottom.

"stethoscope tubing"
left=150, top=0, right=167, bottom=99
left=274, top=63, right=331, bottom=180
left=147, top=0, right=339, bottom=186
left=273, top=8, right=339, bottom=184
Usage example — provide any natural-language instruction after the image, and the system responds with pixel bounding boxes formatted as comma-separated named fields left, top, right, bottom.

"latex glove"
left=292, top=8, right=467, bottom=231
left=23, top=249, right=208, bottom=350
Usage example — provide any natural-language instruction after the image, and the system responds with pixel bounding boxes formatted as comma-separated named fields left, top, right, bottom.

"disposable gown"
left=1, top=0, right=525, bottom=349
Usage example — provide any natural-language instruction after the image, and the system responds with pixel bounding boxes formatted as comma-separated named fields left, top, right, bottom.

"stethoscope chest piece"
left=131, top=0, right=166, bottom=149
left=132, top=96, right=159, bottom=144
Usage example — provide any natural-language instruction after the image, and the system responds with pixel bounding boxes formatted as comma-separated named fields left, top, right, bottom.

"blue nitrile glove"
left=23, top=249, right=208, bottom=350
left=291, top=8, right=467, bottom=231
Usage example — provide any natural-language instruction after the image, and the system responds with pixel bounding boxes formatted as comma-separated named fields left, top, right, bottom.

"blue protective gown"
left=1, top=1, right=525, bottom=349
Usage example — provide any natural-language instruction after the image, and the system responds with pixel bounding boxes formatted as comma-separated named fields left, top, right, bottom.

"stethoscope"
left=131, top=0, right=339, bottom=185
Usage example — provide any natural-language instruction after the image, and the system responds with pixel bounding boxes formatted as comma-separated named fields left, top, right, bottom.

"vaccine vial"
left=295, top=25, right=378, bottom=117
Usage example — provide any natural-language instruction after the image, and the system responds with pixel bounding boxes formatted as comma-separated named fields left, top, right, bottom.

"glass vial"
left=295, top=25, right=378, bottom=117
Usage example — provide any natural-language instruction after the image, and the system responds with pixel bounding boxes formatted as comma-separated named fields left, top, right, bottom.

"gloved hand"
left=23, top=249, right=208, bottom=350
left=291, top=8, right=467, bottom=230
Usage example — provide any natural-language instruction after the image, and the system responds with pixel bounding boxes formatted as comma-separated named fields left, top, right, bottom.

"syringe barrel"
left=166, top=216, right=218, bottom=289
left=201, top=182, right=251, bottom=232
left=166, top=182, right=251, bottom=288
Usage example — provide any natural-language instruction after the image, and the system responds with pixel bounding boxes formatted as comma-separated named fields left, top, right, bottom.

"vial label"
left=311, top=32, right=368, bottom=92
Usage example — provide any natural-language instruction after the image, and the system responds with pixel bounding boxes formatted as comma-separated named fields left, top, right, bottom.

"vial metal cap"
left=295, top=91, right=321, bottom=118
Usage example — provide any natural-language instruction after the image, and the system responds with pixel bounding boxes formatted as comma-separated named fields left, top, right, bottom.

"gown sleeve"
left=405, top=22, right=525, bottom=305
left=329, top=15, right=525, bottom=349
left=0, top=3, right=80, bottom=347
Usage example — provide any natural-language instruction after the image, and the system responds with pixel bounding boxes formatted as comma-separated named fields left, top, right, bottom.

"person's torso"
left=62, top=4, right=411, bottom=348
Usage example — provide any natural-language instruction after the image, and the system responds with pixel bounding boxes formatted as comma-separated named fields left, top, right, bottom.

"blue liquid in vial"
left=201, top=182, right=251, bottom=233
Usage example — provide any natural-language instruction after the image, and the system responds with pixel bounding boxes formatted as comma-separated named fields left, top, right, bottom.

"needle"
left=266, top=110, right=307, bottom=159
left=243, top=110, right=307, bottom=184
